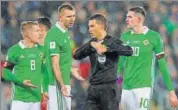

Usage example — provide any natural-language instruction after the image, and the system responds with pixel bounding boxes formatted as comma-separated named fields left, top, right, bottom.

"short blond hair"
left=20, top=21, right=38, bottom=36
left=58, top=3, right=75, bottom=14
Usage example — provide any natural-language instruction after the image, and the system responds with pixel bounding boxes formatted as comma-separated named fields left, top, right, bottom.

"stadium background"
left=1, top=1, right=178, bottom=110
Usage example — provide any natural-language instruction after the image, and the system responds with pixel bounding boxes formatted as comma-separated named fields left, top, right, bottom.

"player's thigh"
left=133, top=87, right=151, bottom=110
left=30, top=102, right=40, bottom=110
left=11, top=101, right=29, bottom=110
left=121, top=90, right=137, bottom=110
left=48, top=85, right=58, bottom=110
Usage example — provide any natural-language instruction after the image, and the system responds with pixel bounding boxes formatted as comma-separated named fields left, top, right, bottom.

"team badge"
left=39, top=52, right=44, bottom=58
left=143, top=40, right=149, bottom=46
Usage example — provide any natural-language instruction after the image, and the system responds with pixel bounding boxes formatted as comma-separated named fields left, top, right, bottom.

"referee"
left=73, top=13, right=133, bottom=110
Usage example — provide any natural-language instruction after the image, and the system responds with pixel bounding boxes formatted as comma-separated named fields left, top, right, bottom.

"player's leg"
left=11, top=101, right=29, bottom=110
left=99, top=83, right=119, bottom=110
left=30, top=102, right=40, bottom=110
left=86, top=85, right=100, bottom=110
left=120, top=89, right=138, bottom=110
left=132, top=87, right=151, bottom=110
left=48, top=85, right=58, bottom=110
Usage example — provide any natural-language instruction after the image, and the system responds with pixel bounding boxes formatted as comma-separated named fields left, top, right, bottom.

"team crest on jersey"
left=39, top=52, right=44, bottom=58
left=50, top=42, right=56, bottom=49
left=143, top=40, right=149, bottom=46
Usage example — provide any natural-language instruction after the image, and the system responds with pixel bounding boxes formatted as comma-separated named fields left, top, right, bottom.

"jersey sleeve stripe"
left=156, top=52, right=164, bottom=56
left=50, top=54, right=59, bottom=56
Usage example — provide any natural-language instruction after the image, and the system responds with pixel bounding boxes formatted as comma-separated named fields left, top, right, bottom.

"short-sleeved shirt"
left=44, top=22, right=72, bottom=85
left=6, top=41, right=44, bottom=102
left=120, top=27, right=164, bottom=89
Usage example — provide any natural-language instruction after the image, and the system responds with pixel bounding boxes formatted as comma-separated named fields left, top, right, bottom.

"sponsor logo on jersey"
left=143, top=39, right=149, bottom=46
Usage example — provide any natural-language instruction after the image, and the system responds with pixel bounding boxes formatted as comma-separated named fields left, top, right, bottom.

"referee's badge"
left=50, top=42, right=56, bottom=49
left=98, top=54, right=106, bottom=64
left=143, top=40, right=149, bottom=46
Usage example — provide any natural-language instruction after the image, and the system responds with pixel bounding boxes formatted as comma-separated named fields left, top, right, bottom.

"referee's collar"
left=18, top=40, right=37, bottom=49
left=131, top=26, right=149, bottom=35
left=55, top=22, right=66, bottom=33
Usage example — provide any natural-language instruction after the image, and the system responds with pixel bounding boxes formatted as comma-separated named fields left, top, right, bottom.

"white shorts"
left=48, top=85, right=71, bottom=110
left=121, top=87, right=152, bottom=110
left=11, top=101, right=40, bottom=110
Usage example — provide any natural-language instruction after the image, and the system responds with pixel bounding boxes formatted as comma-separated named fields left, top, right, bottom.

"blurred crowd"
left=1, top=1, right=178, bottom=110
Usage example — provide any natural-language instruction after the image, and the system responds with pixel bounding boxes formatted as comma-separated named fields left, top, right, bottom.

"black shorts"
left=85, top=82, right=119, bottom=110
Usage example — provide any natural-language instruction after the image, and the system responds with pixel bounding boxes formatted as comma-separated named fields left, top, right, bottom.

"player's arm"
left=47, top=37, right=69, bottom=96
left=73, top=39, right=96, bottom=60
left=155, top=34, right=178, bottom=108
left=41, top=59, right=49, bottom=93
left=2, top=61, right=23, bottom=86
left=117, top=56, right=126, bottom=75
left=51, top=55, right=64, bottom=86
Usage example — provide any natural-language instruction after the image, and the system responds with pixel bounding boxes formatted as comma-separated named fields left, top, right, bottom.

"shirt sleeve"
left=153, top=34, right=164, bottom=58
left=47, top=36, right=60, bottom=56
left=6, top=47, right=18, bottom=64
left=154, top=34, right=174, bottom=91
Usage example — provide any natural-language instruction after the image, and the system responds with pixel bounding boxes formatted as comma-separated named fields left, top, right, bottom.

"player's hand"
left=61, top=85, right=69, bottom=97
left=23, top=80, right=38, bottom=88
left=41, top=92, right=48, bottom=110
left=168, top=91, right=178, bottom=108
left=71, top=67, right=85, bottom=81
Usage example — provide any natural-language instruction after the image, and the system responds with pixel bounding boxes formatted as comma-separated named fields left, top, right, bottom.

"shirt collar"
left=131, top=26, right=149, bottom=35
left=18, top=40, right=37, bottom=49
left=55, top=22, right=66, bottom=33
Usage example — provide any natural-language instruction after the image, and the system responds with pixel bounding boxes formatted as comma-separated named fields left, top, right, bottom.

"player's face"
left=88, top=19, right=102, bottom=39
left=126, top=11, right=139, bottom=28
left=28, top=25, right=41, bottom=44
left=38, top=24, right=47, bottom=44
left=60, top=9, right=76, bottom=29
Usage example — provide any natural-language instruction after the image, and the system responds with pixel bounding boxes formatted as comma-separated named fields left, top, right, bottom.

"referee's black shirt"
left=74, top=35, right=133, bottom=85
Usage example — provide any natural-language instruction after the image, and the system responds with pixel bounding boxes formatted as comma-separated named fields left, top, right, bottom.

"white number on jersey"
left=30, top=60, right=35, bottom=70
left=132, top=47, right=140, bottom=56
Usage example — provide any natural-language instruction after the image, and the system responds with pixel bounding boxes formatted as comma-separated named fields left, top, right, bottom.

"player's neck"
left=133, top=25, right=144, bottom=34
left=97, top=31, right=107, bottom=41
left=23, top=39, right=35, bottom=48
left=58, top=22, right=68, bottom=31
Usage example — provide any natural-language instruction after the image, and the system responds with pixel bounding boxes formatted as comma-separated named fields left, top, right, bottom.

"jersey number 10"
left=131, top=47, right=139, bottom=56
left=30, top=60, right=35, bottom=70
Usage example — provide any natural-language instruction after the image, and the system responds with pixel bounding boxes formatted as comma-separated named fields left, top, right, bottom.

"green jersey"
left=44, top=22, right=72, bottom=85
left=120, top=27, right=171, bottom=90
left=6, top=41, right=44, bottom=102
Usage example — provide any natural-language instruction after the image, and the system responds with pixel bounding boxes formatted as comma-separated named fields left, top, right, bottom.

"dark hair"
left=88, top=13, right=107, bottom=30
left=58, top=3, right=75, bottom=14
left=129, top=6, right=146, bottom=17
left=37, top=17, right=51, bottom=30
